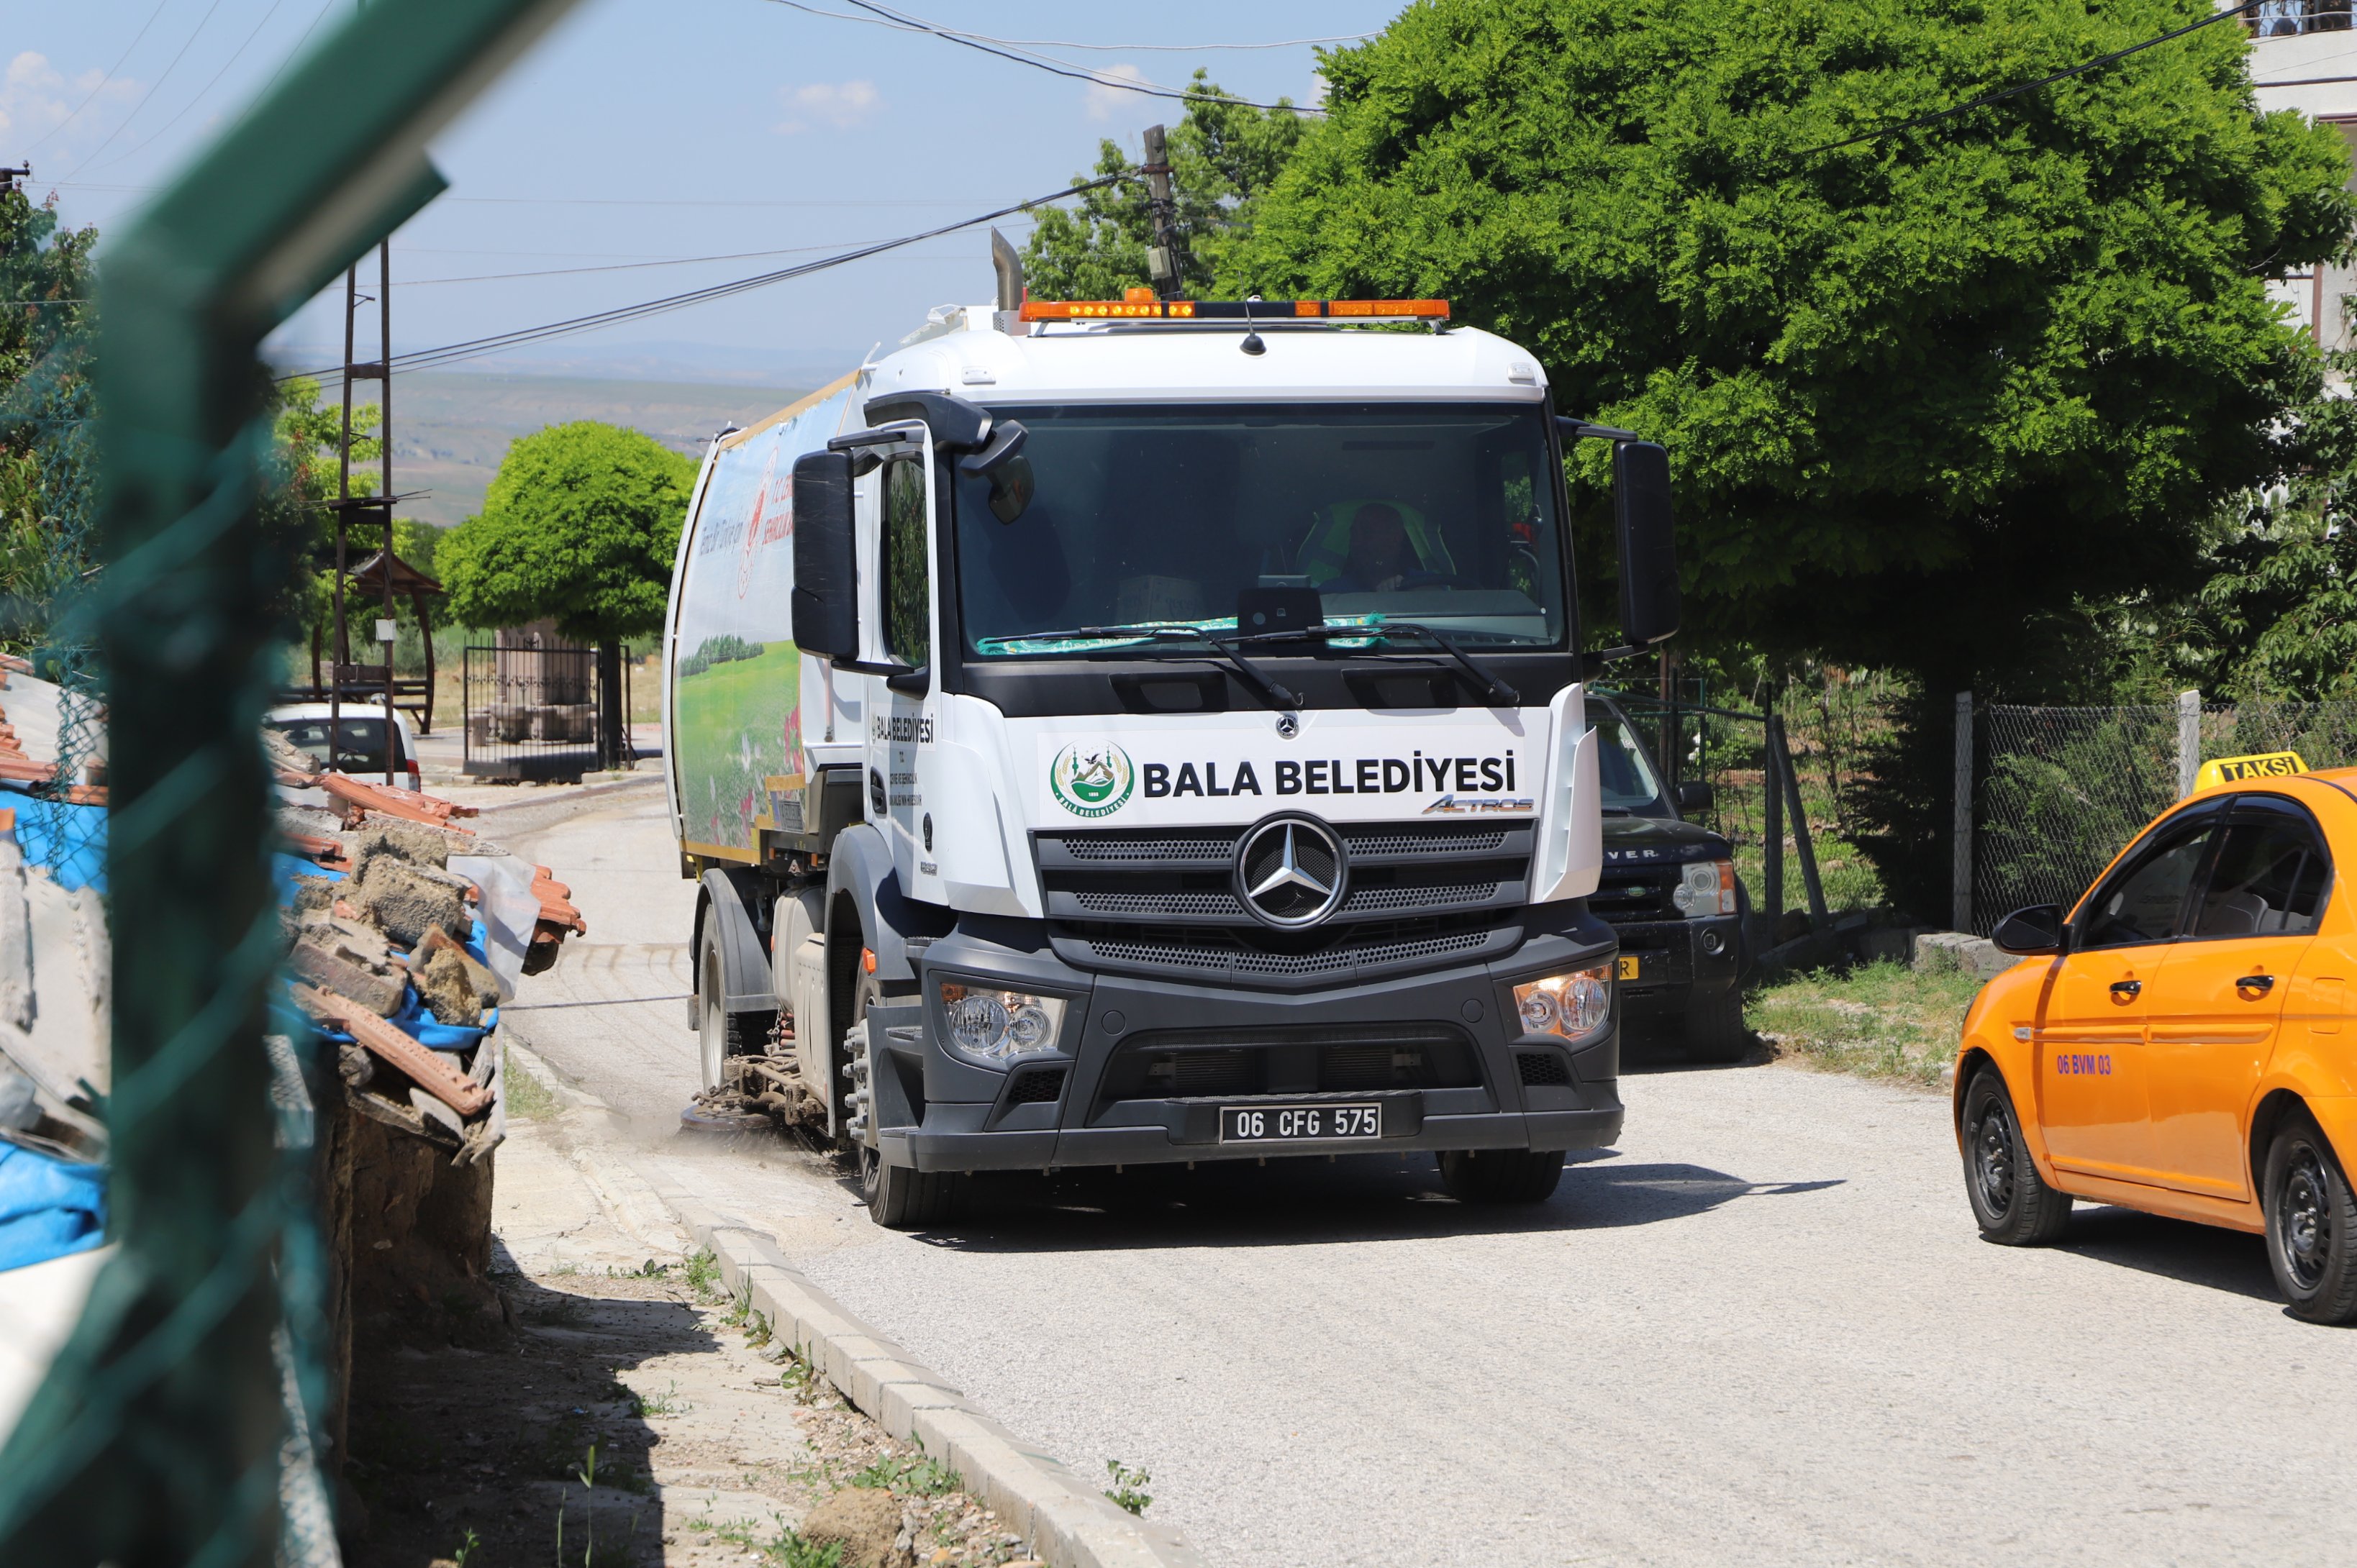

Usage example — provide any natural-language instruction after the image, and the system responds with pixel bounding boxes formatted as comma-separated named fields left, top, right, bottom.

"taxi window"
left=2190, top=802, right=2330, bottom=938
left=2079, top=813, right=2216, bottom=949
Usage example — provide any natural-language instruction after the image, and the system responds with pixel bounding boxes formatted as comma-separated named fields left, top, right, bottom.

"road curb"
left=499, top=1037, right=1207, bottom=1568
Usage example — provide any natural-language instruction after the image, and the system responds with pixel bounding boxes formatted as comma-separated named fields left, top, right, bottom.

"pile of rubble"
left=267, top=728, right=586, bottom=1164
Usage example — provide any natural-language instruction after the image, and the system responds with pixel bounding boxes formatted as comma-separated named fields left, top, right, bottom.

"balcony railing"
left=2251, top=0, right=2353, bottom=37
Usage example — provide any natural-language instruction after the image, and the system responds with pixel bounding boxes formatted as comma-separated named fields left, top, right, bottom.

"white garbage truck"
left=663, top=240, right=1681, bottom=1226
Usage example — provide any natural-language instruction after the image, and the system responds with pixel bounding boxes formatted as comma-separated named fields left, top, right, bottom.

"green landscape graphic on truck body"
left=671, top=379, right=854, bottom=854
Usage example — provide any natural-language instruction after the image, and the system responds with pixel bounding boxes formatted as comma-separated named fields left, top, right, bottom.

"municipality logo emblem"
left=1049, top=743, right=1135, bottom=819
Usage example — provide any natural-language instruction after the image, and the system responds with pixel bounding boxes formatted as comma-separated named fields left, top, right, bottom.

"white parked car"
left=265, top=701, right=422, bottom=790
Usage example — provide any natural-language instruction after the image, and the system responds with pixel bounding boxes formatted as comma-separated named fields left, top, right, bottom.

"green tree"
left=0, top=185, right=98, bottom=649
left=1022, top=72, right=1309, bottom=298
left=437, top=420, right=692, bottom=765
left=1229, top=0, right=2355, bottom=914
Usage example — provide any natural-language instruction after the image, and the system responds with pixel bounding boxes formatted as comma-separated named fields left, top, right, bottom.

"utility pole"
left=1140, top=124, right=1183, bottom=301
left=330, top=240, right=398, bottom=785
left=0, top=165, right=29, bottom=195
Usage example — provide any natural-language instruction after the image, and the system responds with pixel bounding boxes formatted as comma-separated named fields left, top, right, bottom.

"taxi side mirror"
left=1992, top=903, right=2065, bottom=956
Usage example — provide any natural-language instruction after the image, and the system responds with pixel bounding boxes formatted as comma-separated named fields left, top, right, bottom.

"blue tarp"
left=0, top=1142, right=106, bottom=1272
left=4, top=790, right=106, bottom=893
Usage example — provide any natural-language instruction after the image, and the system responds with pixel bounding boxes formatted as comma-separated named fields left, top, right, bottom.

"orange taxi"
left=1955, top=751, right=2357, bottom=1323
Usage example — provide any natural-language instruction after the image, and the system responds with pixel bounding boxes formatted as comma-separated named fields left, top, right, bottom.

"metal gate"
left=461, top=644, right=622, bottom=780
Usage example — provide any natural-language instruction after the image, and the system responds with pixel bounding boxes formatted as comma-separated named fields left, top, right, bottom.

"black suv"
left=1588, top=697, right=1751, bottom=1061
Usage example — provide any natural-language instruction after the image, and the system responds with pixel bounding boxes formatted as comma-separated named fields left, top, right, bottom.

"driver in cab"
left=1325, top=503, right=1429, bottom=593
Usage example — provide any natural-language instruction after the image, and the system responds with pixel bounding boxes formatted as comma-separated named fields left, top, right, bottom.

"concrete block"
left=1911, top=930, right=2014, bottom=980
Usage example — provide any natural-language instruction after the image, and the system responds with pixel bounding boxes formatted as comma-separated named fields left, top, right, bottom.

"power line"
left=1797, top=0, right=2264, bottom=160
left=59, top=0, right=233, bottom=181
left=84, top=0, right=294, bottom=176
left=758, top=4, right=1367, bottom=52
left=767, top=0, right=1317, bottom=114
left=19, top=0, right=176, bottom=158
left=393, top=227, right=1036, bottom=286
left=281, top=175, right=1118, bottom=388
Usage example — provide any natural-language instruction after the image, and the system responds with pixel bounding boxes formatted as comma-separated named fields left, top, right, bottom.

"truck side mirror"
left=791, top=449, right=859, bottom=662
left=1613, top=441, right=1680, bottom=647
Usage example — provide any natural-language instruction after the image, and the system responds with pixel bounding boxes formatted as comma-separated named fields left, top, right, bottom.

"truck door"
left=2034, top=806, right=2217, bottom=1185
left=2144, top=796, right=2328, bottom=1200
left=867, top=446, right=942, bottom=898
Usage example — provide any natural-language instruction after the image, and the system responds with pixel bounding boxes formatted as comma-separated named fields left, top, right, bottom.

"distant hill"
left=340, top=371, right=818, bottom=527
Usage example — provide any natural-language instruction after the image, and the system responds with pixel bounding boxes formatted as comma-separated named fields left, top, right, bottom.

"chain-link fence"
left=1607, top=673, right=1907, bottom=930
left=1972, top=696, right=2357, bottom=931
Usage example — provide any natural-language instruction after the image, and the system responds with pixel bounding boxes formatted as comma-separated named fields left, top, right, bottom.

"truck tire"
left=2263, top=1109, right=2357, bottom=1325
left=848, top=971, right=961, bottom=1229
left=1684, top=985, right=1751, bottom=1065
left=1961, top=1067, right=2072, bottom=1246
left=697, top=924, right=771, bottom=1095
left=1436, top=1147, right=1566, bottom=1204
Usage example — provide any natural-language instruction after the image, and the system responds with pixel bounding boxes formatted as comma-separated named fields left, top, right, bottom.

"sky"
left=5, top=0, right=1395, bottom=383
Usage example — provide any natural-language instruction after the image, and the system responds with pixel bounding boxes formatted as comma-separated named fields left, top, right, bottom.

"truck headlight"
left=1512, top=962, right=1613, bottom=1039
left=1673, top=859, right=1737, bottom=917
left=937, top=981, right=1066, bottom=1065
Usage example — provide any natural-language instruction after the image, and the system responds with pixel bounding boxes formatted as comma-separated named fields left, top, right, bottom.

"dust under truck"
left=663, top=244, right=1683, bottom=1226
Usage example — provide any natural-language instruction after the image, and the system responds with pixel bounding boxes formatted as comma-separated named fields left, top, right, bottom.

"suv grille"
left=1591, top=868, right=1679, bottom=923
left=1099, top=1022, right=1481, bottom=1106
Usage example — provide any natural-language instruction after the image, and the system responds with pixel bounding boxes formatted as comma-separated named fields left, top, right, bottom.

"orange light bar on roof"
left=1018, top=298, right=1451, bottom=322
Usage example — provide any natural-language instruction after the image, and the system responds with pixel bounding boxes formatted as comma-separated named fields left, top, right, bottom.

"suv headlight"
left=937, top=981, right=1066, bottom=1066
left=1512, top=962, right=1613, bottom=1039
left=1673, top=859, right=1737, bottom=917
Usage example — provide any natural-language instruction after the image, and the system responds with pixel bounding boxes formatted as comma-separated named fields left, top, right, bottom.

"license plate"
left=1617, top=954, right=1641, bottom=980
left=1219, top=1103, right=1381, bottom=1144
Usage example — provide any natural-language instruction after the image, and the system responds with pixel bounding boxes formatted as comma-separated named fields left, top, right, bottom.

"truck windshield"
left=954, top=403, right=1567, bottom=657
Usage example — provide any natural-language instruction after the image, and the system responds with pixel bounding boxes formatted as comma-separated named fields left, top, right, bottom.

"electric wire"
left=84, top=0, right=294, bottom=176
left=279, top=176, right=1117, bottom=388
left=19, top=0, right=176, bottom=158
left=757, top=4, right=1366, bottom=51
left=764, top=0, right=1317, bottom=114
left=59, top=0, right=234, bottom=181
left=1797, top=0, right=2265, bottom=158
left=393, top=226, right=1035, bottom=286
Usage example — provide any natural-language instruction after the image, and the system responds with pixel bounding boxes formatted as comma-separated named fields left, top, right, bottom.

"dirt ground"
left=341, top=1116, right=1037, bottom=1568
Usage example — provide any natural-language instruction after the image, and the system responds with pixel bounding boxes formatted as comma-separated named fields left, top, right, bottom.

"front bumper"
left=880, top=904, right=1625, bottom=1173
left=1606, top=912, right=1742, bottom=1032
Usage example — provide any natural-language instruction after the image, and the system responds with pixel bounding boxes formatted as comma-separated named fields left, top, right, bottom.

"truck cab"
left=665, top=268, right=1682, bottom=1226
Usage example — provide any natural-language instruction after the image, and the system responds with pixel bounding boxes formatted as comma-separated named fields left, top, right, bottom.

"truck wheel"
left=1961, top=1067, right=2071, bottom=1245
left=1684, top=985, right=1751, bottom=1065
left=1436, top=1148, right=1566, bottom=1203
left=696, top=926, right=771, bottom=1095
left=848, top=970, right=961, bottom=1229
left=2263, top=1110, right=2357, bottom=1325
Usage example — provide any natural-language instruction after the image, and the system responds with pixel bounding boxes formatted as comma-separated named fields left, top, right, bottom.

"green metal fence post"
left=0, top=3, right=578, bottom=1563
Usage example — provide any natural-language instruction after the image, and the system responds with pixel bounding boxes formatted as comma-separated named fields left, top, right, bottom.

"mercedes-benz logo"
left=1235, top=814, right=1347, bottom=929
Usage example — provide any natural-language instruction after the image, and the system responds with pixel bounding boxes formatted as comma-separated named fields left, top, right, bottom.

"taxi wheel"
left=1962, top=1069, right=2071, bottom=1246
left=2263, top=1112, right=2357, bottom=1325
left=1437, top=1148, right=1566, bottom=1203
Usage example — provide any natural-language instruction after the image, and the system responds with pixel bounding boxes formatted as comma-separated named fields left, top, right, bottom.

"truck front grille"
left=1036, top=819, right=1533, bottom=931
left=1054, top=915, right=1516, bottom=990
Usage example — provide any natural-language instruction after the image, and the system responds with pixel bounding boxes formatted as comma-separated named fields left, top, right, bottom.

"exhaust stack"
left=991, top=228, right=1026, bottom=335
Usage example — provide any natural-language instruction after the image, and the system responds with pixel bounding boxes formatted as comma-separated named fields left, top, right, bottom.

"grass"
left=850, top=1451, right=961, bottom=1497
left=1746, top=958, right=1986, bottom=1088
left=684, top=1249, right=722, bottom=1303
left=504, top=1046, right=557, bottom=1120
left=1102, top=1459, right=1152, bottom=1516
left=716, top=1518, right=844, bottom=1568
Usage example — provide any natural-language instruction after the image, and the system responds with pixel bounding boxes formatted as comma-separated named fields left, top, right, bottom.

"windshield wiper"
left=1231, top=621, right=1520, bottom=706
left=976, top=624, right=1298, bottom=710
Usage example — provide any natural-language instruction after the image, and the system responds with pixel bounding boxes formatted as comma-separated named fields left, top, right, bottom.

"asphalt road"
left=501, top=783, right=2357, bottom=1568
